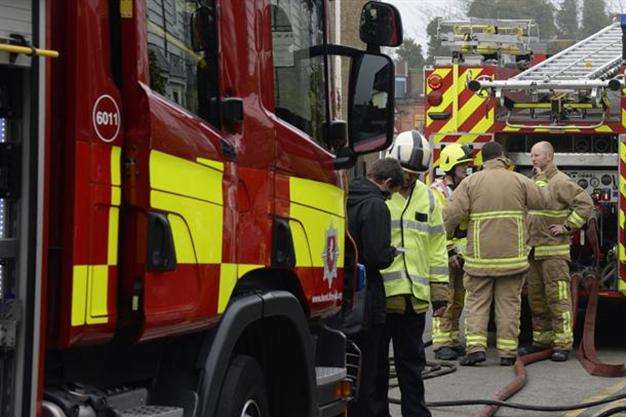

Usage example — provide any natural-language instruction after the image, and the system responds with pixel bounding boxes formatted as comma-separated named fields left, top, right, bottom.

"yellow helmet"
left=439, top=144, right=473, bottom=172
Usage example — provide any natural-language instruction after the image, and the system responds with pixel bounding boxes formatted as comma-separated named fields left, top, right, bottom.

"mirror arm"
left=300, top=44, right=362, bottom=60
left=333, top=147, right=357, bottom=170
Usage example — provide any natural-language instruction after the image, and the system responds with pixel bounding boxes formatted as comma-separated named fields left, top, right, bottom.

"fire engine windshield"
left=271, top=0, right=328, bottom=146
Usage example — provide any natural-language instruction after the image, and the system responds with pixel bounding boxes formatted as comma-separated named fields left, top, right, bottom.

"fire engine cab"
left=0, top=1, right=403, bottom=417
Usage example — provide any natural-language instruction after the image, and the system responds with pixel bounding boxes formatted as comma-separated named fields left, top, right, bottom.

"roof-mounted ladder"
left=466, top=20, right=626, bottom=129
left=468, top=22, right=624, bottom=95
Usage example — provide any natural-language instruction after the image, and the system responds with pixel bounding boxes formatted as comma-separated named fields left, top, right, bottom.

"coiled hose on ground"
left=388, top=349, right=626, bottom=415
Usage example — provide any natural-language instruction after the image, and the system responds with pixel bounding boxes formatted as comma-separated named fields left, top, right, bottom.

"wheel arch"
left=197, top=290, right=316, bottom=417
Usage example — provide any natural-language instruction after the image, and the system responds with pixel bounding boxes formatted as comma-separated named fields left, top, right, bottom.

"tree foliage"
left=581, top=0, right=610, bottom=38
left=464, top=0, right=556, bottom=39
left=556, top=0, right=579, bottom=39
left=394, top=37, right=425, bottom=70
left=425, top=18, right=448, bottom=64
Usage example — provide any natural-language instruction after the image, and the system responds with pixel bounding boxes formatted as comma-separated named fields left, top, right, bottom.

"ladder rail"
left=515, top=22, right=621, bottom=81
left=547, top=38, right=621, bottom=81
left=586, top=56, right=623, bottom=80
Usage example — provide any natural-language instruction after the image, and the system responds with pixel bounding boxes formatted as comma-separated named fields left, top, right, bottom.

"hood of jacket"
left=347, top=177, right=388, bottom=208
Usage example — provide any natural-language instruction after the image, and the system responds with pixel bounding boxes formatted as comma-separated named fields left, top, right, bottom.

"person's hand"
left=449, top=255, right=463, bottom=269
left=549, top=224, right=569, bottom=236
left=432, top=300, right=448, bottom=317
left=533, top=166, right=542, bottom=175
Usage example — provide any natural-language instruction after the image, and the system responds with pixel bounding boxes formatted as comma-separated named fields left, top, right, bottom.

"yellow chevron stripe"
left=595, top=125, right=613, bottom=133
left=622, top=89, right=626, bottom=127
left=503, top=126, right=520, bottom=132
left=620, top=209, right=625, bottom=230
left=469, top=107, right=494, bottom=134
left=439, top=76, right=486, bottom=133
left=620, top=243, right=626, bottom=262
left=620, top=142, right=626, bottom=164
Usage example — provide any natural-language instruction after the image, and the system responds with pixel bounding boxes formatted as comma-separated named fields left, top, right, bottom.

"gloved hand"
left=430, top=282, right=449, bottom=317
left=432, top=300, right=448, bottom=317
left=449, top=254, right=463, bottom=269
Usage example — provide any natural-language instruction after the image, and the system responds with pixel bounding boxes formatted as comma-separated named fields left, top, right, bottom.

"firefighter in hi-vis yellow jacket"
left=519, top=141, right=594, bottom=362
left=444, top=141, right=547, bottom=366
left=377, top=131, right=449, bottom=417
left=430, top=144, right=473, bottom=361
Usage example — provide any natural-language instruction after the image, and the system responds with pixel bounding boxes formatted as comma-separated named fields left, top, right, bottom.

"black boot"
left=435, top=347, right=458, bottom=360
left=452, top=345, right=466, bottom=356
left=500, top=357, right=516, bottom=366
left=459, top=351, right=486, bottom=366
left=518, top=345, right=548, bottom=356
left=551, top=350, right=569, bottom=362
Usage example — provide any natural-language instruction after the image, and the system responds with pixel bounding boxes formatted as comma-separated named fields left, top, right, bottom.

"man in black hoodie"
left=347, top=158, right=404, bottom=417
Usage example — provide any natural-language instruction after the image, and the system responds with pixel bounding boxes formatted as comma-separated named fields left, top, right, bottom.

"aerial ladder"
left=468, top=19, right=626, bottom=127
left=437, top=17, right=540, bottom=64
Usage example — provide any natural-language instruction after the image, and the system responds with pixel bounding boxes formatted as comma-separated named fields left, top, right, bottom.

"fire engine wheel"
left=216, top=355, right=270, bottom=417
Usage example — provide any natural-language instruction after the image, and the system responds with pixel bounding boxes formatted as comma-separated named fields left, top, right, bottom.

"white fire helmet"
left=387, top=130, right=432, bottom=173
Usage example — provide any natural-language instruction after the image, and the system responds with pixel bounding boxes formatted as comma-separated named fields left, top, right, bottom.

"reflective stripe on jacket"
left=382, top=180, right=449, bottom=311
left=443, top=157, right=547, bottom=276
left=527, top=164, right=594, bottom=260
left=431, top=178, right=468, bottom=256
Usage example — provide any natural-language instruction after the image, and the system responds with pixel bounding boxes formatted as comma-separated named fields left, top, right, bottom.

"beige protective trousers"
left=527, top=256, right=573, bottom=350
left=432, top=264, right=465, bottom=350
left=464, top=273, right=524, bottom=358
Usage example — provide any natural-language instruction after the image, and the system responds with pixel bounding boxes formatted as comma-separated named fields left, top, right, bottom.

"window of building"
left=395, top=77, right=407, bottom=98
left=146, top=0, right=220, bottom=128
left=271, top=0, right=328, bottom=147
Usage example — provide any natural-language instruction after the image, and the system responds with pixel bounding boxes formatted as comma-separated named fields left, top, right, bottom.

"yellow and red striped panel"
left=425, top=65, right=495, bottom=138
left=500, top=124, right=619, bottom=134
left=619, top=139, right=626, bottom=295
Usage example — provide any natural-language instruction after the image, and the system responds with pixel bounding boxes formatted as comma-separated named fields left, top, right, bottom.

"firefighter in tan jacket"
left=519, top=141, right=594, bottom=362
left=444, top=142, right=547, bottom=366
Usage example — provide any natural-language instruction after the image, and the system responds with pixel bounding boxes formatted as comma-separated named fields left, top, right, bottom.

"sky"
left=386, top=0, right=626, bottom=53
left=386, top=0, right=465, bottom=48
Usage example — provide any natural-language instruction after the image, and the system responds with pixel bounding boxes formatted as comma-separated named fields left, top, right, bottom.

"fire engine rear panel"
left=425, top=59, right=626, bottom=296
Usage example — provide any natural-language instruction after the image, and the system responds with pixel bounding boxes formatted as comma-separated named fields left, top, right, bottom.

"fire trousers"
left=432, top=264, right=465, bottom=350
left=527, top=256, right=573, bottom=350
left=464, top=272, right=524, bottom=358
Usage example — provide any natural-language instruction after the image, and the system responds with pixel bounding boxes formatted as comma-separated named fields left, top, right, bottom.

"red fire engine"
left=0, top=1, right=402, bottom=416
left=425, top=17, right=626, bottom=300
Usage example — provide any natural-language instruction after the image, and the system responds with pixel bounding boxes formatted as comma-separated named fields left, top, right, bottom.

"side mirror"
left=348, top=53, right=394, bottom=154
left=359, top=2, right=403, bottom=48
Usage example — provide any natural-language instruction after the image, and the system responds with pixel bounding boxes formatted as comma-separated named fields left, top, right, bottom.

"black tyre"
left=217, top=355, right=270, bottom=417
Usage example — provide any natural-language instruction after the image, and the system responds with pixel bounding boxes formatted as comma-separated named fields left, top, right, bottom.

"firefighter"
left=377, top=131, right=449, bottom=417
left=347, top=157, right=404, bottom=417
left=520, top=141, right=594, bottom=362
left=444, top=141, right=546, bottom=366
left=430, top=144, right=473, bottom=361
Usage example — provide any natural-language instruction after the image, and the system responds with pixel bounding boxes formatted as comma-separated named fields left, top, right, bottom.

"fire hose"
left=387, top=218, right=626, bottom=415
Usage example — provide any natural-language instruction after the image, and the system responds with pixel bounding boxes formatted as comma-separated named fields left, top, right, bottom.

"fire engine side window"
left=146, top=0, right=220, bottom=128
left=271, top=0, right=327, bottom=146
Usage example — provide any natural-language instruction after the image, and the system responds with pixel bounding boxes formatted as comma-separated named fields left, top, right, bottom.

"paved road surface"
left=388, top=300, right=626, bottom=417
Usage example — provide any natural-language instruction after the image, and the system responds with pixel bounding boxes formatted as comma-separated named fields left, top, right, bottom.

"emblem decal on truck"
left=322, top=226, right=339, bottom=289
